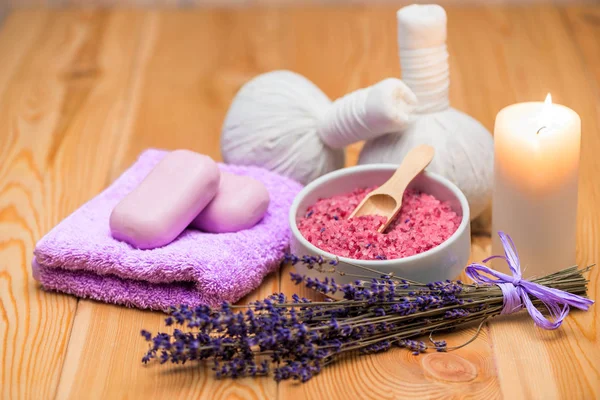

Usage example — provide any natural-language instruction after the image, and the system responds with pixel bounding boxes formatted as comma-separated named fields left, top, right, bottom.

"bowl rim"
left=288, top=163, right=471, bottom=267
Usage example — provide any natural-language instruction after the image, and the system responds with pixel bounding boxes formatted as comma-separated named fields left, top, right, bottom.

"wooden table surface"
left=1, top=4, right=599, bottom=400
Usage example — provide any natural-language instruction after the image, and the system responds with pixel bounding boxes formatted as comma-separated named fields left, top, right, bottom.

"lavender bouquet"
left=140, top=233, right=594, bottom=383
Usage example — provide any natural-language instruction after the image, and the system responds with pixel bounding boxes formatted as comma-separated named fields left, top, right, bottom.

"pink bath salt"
left=297, top=187, right=461, bottom=261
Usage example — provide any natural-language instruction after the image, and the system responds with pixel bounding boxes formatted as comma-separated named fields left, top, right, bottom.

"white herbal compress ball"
left=221, top=70, right=417, bottom=184
left=359, top=4, right=494, bottom=219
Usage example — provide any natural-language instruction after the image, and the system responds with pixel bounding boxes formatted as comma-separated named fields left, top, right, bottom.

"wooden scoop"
left=349, top=144, right=435, bottom=233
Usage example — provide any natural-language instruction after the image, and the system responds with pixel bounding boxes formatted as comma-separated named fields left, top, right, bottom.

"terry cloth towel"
left=33, top=149, right=303, bottom=311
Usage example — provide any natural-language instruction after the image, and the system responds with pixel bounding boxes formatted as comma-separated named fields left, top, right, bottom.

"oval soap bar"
left=191, top=172, right=270, bottom=233
left=110, top=150, right=220, bottom=249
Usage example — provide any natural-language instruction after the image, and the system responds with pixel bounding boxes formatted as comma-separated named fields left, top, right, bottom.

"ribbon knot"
left=465, top=232, right=594, bottom=330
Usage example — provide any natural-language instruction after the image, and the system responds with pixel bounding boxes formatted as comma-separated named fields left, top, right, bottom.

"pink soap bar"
left=191, top=172, right=270, bottom=233
left=110, top=150, right=220, bottom=249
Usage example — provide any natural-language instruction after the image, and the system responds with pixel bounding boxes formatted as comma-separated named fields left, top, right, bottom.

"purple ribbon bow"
left=465, top=232, right=594, bottom=330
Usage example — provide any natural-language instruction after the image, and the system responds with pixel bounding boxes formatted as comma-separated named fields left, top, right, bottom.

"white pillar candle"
left=491, top=94, right=581, bottom=277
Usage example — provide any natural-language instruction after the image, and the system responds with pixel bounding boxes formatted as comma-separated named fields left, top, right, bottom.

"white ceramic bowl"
left=288, top=164, right=471, bottom=286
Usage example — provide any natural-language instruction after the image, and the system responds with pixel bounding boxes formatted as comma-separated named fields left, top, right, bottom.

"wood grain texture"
left=0, top=5, right=598, bottom=400
left=0, top=13, right=62, bottom=400
left=0, top=8, right=151, bottom=399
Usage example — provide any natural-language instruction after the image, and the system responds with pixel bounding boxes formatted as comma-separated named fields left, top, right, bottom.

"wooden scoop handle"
left=371, top=144, right=435, bottom=202
left=348, top=144, right=434, bottom=229
left=371, top=145, right=434, bottom=232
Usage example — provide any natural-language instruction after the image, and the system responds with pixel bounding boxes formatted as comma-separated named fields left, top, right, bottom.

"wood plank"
left=56, top=10, right=280, bottom=400
left=111, top=8, right=292, bottom=173
left=563, top=7, right=600, bottom=102
left=446, top=5, right=600, bottom=399
left=0, top=12, right=58, bottom=400
left=560, top=4, right=600, bottom=397
left=0, top=9, right=147, bottom=400
left=47, top=10, right=194, bottom=400
left=58, top=274, right=280, bottom=400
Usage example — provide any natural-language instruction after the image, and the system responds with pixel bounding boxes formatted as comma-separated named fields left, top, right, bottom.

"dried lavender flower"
left=141, top=245, right=593, bottom=383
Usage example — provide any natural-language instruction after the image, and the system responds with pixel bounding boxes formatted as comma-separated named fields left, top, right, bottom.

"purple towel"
left=33, top=149, right=303, bottom=311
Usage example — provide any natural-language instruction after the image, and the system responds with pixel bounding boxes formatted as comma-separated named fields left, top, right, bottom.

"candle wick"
left=537, top=126, right=547, bottom=135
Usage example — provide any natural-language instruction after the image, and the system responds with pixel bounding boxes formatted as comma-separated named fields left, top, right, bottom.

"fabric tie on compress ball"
left=316, top=78, right=417, bottom=149
left=32, top=149, right=303, bottom=311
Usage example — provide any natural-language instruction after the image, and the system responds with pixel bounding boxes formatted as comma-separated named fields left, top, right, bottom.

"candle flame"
left=538, top=93, right=553, bottom=129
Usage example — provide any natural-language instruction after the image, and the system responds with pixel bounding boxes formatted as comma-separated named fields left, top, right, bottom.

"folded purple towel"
left=33, top=149, right=303, bottom=310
